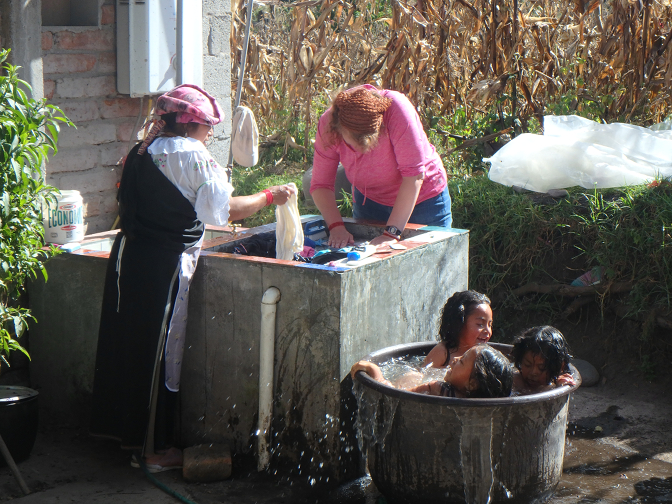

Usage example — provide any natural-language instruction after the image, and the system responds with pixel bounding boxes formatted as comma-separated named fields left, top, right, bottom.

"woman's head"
left=329, top=87, right=392, bottom=153
left=511, top=326, right=572, bottom=387
left=438, top=290, right=492, bottom=351
left=444, top=345, right=513, bottom=398
left=155, top=84, right=223, bottom=126
left=138, top=84, right=223, bottom=154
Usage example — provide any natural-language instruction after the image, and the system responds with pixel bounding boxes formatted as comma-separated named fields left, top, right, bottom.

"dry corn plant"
left=231, top=0, right=672, bottom=160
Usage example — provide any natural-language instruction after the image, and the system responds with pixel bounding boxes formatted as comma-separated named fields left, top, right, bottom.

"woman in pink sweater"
left=310, top=85, right=451, bottom=248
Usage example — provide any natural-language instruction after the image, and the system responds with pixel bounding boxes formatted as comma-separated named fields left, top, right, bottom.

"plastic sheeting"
left=485, top=115, right=672, bottom=193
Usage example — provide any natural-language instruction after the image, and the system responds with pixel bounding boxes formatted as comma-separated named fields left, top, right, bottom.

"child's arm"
left=423, top=342, right=449, bottom=368
left=407, top=380, right=444, bottom=396
left=350, top=360, right=390, bottom=385
left=555, top=373, right=577, bottom=387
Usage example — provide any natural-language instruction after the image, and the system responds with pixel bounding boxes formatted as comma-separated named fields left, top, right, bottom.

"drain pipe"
left=258, top=286, right=280, bottom=471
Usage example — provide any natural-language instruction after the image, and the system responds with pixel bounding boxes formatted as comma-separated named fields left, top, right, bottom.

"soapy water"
left=377, top=355, right=446, bottom=385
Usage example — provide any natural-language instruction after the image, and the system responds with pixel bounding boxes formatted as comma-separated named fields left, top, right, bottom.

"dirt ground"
left=1, top=365, right=671, bottom=503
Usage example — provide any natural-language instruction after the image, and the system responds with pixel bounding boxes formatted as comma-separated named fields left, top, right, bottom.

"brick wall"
left=43, top=0, right=141, bottom=234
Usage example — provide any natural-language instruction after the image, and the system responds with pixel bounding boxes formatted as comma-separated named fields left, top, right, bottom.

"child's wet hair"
left=438, top=290, right=491, bottom=350
left=466, top=345, right=513, bottom=398
left=511, top=326, right=572, bottom=381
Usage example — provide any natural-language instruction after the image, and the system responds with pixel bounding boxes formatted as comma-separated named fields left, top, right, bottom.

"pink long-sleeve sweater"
left=310, top=85, right=447, bottom=207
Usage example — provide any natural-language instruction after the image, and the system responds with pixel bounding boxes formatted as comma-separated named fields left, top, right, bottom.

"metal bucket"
left=353, top=342, right=581, bottom=504
left=0, top=386, right=39, bottom=465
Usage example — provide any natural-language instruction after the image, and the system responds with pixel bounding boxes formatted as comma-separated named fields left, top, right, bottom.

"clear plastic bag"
left=485, top=115, right=672, bottom=193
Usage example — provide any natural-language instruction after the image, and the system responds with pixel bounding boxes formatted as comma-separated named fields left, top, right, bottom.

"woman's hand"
left=328, top=225, right=354, bottom=249
left=268, top=184, right=296, bottom=206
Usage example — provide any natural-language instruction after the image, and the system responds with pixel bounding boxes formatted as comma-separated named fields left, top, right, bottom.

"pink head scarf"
left=155, top=84, right=224, bottom=125
left=137, top=84, right=224, bottom=155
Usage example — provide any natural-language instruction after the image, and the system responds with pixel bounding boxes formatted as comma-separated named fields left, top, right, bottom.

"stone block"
left=57, top=122, right=117, bottom=148
left=83, top=213, right=117, bottom=235
left=96, top=52, right=116, bottom=73
left=100, top=98, right=141, bottom=119
left=46, top=146, right=99, bottom=174
left=55, top=28, right=115, bottom=51
left=82, top=193, right=101, bottom=217
left=58, top=166, right=119, bottom=194
left=99, top=143, right=128, bottom=167
left=206, top=18, right=229, bottom=56
left=44, top=80, right=56, bottom=100
left=99, top=190, right=119, bottom=214
left=42, top=32, right=54, bottom=51
left=56, top=76, right=117, bottom=99
left=57, top=100, right=100, bottom=123
left=101, top=4, right=115, bottom=25
left=43, top=54, right=97, bottom=75
left=203, top=1, right=232, bottom=16
left=182, top=444, right=232, bottom=483
left=116, top=121, right=139, bottom=142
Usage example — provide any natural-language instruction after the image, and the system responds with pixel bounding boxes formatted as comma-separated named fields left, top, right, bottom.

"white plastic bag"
left=485, top=115, right=672, bottom=193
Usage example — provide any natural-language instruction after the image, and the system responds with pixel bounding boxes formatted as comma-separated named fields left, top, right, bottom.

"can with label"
left=42, top=190, right=84, bottom=244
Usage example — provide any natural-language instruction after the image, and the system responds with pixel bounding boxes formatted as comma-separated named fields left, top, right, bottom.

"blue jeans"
left=353, top=186, right=452, bottom=228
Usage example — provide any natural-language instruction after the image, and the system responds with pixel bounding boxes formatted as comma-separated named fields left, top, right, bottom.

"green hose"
left=134, top=452, right=199, bottom=504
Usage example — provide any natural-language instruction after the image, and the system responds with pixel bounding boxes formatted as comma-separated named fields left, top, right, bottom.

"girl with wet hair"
left=423, top=290, right=493, bottom=368
left=511, top=326, right=576, bottom=394
left=351, top=344, right=513, bottom=399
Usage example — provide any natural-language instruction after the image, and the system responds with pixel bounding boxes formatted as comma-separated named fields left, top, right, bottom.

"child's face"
left=458, top=304, right=493, bottom=349
left=519, top=351, right=551, bottom=388
left=444, top=347, right=479, bottom=391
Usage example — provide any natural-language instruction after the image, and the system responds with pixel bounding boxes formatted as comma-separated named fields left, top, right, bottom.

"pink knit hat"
left=155, top=84, right=224, bottom=125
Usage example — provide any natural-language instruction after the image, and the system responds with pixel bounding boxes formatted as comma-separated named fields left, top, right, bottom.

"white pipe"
left=258, top=286, right=281, bottom=471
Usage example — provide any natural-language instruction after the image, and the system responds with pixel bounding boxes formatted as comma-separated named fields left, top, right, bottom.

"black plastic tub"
left=0, top=386, right=39, bottom=465
left=353, top=342, right=581, bottom=504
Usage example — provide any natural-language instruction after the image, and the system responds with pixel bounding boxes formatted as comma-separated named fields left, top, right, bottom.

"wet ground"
left=1, top=376, right=671, bottom=503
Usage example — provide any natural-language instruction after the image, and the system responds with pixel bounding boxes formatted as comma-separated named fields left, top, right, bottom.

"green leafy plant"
left=0, top=49, right=72, bottom=366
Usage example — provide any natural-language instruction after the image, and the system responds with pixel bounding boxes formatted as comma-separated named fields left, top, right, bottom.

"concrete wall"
left=1, top=0, right=44, bottom=99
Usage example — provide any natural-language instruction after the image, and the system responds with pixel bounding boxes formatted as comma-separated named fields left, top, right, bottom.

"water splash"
left=457, top=408, right=495, bottom=504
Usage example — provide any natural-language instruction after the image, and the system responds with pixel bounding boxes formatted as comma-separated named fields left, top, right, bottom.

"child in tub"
left=511, top=325, right=577, bottom=394
left=423, top=290, right=493, bottom=368
left=351, top=344, right=513, bottom=398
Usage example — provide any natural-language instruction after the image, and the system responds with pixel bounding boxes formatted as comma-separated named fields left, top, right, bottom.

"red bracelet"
left=262, top=189, right=274, bottom=206
left=382, top=231, right=401, bottom=241
left=328, top=221, right=345, bottom=231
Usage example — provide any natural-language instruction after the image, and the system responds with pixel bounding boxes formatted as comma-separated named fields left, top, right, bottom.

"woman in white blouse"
left=90, top=84, right=294, bottom=473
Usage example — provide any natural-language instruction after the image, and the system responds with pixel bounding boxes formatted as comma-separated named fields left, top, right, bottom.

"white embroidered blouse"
left=148, top=136, right=234, bottom=226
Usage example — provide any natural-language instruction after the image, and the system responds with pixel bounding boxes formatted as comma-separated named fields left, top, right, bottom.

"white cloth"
left=163, top=235, right=203, bottom=392
left=231, top=106, right=259, bottom=167
left=275, top=183, right=303, bottom=260
left=148, top=136, right=234, bottom=225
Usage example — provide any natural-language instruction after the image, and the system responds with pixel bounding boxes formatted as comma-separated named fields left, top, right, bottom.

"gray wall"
left=203, top=0, right=232, bottom=165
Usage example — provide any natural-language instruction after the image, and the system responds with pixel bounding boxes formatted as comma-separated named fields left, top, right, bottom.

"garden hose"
left=134, top=451, right=199, bottom=504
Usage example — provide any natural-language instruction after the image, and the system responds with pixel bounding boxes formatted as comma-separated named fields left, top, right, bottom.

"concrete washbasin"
left=28, top=218, right=469, bottom=482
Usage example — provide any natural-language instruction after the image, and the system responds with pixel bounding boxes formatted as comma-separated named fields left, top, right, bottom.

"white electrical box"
left=117, top=0, right=203, bottom=97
